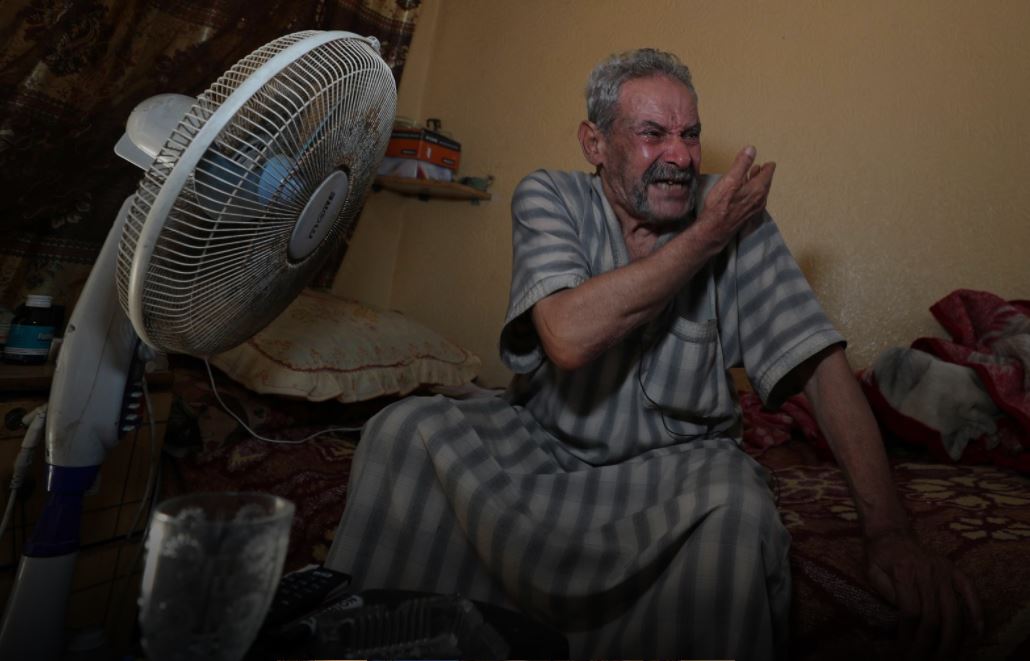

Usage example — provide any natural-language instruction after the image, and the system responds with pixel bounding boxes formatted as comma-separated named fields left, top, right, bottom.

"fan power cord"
left=0, top=404, right=47, bottom=546
left=203, top=359, right=365, bottom=444
left=109, top=375, right=165, bottom=637
left=122, top=371, right=160, bottom=542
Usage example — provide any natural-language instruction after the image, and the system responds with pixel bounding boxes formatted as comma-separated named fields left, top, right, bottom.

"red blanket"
left=741, top=390, right=828, bottom=458
left=912, top=290, right=1030, bottom=432
left=742, top=290, right=1030, bottom=473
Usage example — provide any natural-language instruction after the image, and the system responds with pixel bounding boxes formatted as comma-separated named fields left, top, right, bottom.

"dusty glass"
left=138, top=491, right=294, bottom=661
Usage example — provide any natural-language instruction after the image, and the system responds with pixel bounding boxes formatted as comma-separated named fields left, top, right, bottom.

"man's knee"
left=348, top=397, right=450, bottom=484
left=699, top=471, right=791, bottom=577
left=362, top=395, right=446, bottom=447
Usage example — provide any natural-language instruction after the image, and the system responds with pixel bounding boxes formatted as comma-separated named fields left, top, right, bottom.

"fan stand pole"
left=0, top=554, right=79, bottom=659
left=0, top=200, right=141, bottom=660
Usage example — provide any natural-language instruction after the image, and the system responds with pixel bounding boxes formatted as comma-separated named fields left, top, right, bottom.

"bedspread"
left=164, top=358, right=1030, bottom=660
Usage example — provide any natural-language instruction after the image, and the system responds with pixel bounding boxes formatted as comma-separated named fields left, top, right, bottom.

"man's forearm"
left=802, top=347, right=911, bottom=538
left=533, top=223, right=721, bottom=370
left=532, top=147, right=775, bottom=371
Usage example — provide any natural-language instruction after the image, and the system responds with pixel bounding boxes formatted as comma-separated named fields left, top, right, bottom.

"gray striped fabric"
left=325, top=169, right=844, bottom=659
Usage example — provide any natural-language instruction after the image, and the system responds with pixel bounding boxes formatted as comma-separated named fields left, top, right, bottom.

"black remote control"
left=262, top=566, right=351, bottom=630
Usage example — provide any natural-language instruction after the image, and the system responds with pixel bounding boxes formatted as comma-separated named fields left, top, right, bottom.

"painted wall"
left=336, top=0, right=1030, bottom=388
left=331, top=0, right=442, bottom=308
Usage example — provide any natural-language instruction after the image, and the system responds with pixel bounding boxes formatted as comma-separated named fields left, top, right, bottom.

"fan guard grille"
left=116, top=31, right=396, bottom=356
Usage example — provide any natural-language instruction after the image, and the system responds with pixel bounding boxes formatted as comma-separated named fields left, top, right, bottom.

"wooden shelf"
left=0, top=363, right=55, bottom=392
left=0, top=362, right=174, bottom=394
left=373, top=176, right=491, bottom=202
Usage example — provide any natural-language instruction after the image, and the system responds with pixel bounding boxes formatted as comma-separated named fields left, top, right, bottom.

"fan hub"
left=289, top=169, right=350, bottom=262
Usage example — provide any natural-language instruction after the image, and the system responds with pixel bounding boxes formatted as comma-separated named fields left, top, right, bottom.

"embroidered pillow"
left=210, top=289, right=481, bottom=402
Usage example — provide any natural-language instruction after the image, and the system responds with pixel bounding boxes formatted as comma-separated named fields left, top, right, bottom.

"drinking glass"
left=138, top=491, right=294, bottom=661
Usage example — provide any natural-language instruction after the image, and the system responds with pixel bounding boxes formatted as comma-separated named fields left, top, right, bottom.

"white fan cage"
left=116, top=31, right=396, bottom=356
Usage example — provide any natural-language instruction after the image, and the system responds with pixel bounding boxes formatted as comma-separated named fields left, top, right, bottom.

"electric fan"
left=0, top=31, right=396, bottom=659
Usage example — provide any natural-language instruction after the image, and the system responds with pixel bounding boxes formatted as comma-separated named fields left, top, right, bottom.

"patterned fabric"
left=0, top=0, right=421, bottom=311
left=757, top=441, right=1030, bottom=661
left=162, top=355, right=374, bottom=572
left=502, top=170, right=845, bottom=462
left=210, top=289, right=481, bottom=403
left=161, top=355, right=1030, bottom=660
left=912, top=292, right=1030, bottom=445
left=327, top=395, right=792, bottom=660
left=854, top=290, right=1030, bottom=473
left=325, top=169, right=844, bottom=659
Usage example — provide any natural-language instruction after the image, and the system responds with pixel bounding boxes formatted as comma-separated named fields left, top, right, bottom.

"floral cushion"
left=209, top=289, right=481, bottom=403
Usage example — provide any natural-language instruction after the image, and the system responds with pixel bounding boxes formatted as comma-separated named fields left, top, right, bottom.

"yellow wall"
left=336, top=0, right=1030, bottom=388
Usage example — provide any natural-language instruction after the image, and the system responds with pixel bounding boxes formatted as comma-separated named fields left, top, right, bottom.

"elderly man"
left=327, top=48, right=981, bottom=660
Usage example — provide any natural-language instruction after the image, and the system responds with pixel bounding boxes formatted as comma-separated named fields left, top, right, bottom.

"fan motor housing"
left=290, top=169, right=350, bottom=262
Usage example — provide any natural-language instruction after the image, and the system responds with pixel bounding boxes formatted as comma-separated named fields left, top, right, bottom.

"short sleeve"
left=499, top=171, right=592, bottom=373
left=736, top=215, right=846, bottom=406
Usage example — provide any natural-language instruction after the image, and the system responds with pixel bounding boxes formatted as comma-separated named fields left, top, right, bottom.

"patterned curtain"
left=0, top=0, right=420, bottom=316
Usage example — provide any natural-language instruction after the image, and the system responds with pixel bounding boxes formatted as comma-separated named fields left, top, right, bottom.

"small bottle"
left=4, top=294, right=56, bottom=365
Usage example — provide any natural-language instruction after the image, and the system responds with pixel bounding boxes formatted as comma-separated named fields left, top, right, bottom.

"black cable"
left=101, top=421, right=142, bottom=632
left=636, top=326, right=783, bottom=506
left=635, top=326, right=712, bottom=441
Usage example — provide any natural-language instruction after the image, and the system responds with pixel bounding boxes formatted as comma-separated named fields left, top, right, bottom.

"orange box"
left=385, top=128, right=461, bottom=171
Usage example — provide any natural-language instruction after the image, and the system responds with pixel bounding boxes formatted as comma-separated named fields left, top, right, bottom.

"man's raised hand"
left=696, top=145, right=776, bottom=251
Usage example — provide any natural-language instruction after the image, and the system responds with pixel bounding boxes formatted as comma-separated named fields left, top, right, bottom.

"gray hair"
left=586, top=48, right=697, bottom=134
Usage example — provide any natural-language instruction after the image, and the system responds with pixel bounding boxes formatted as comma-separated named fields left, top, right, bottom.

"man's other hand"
left=865, top=529, right=984, bottom=659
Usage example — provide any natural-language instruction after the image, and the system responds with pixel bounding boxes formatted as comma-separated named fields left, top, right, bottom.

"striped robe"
left=325, top=170, right=845, bottom=660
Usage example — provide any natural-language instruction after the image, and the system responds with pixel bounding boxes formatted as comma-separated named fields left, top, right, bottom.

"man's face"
left=598, top=75, right=702, bottom=225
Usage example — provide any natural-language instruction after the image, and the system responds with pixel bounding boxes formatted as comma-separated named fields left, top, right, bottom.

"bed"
left=160, top=289, right=1030, bottom=660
